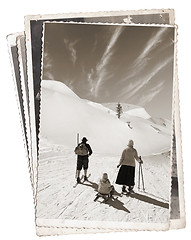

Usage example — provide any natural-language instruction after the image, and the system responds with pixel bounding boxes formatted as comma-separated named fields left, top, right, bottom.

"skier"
left=116, top=140, right=143, bottom=193
left=75, top=137, right=93, bottom=183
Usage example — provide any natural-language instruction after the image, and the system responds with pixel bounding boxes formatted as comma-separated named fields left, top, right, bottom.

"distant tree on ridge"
left=116, top=103, right=123, bottom=119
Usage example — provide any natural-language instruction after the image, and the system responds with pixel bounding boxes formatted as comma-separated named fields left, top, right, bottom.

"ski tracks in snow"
left=37, top=142, right=170, bottom=223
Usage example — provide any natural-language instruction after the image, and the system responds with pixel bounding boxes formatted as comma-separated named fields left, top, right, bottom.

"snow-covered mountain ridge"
left=40, top=80, right=172, bottom=156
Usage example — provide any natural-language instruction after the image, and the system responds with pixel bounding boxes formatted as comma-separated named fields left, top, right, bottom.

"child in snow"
left=98, top=173, right=114, bottom=197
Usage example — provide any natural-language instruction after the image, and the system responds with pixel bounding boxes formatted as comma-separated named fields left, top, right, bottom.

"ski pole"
left=140, top=163, right=145, bottom=191
left=75, top=133, right=80, bottom=179
left=138, top=162, right=141, bottom=190
left=112, top=164, right=119, bottom=185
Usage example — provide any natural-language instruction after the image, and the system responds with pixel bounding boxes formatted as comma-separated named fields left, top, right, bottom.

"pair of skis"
left=120, top=190, right=133, bottom=196
left=73, top=173, right=91, bottom=188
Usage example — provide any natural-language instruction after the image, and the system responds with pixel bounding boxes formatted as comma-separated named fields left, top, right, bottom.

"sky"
left=42, top=23, right=175, bottom=119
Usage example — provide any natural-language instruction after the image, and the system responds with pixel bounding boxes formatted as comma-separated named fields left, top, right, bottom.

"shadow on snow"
left=130, top=193, right=169, bottom=209
left=83, top=180, right=169, bottom=210
left=83, top=180, right=130, bottom=214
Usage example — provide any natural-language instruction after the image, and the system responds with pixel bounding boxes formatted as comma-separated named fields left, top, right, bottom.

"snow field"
left=37, top=142, right=170, bottom=223
left=37, top=80, right=171, bottom=223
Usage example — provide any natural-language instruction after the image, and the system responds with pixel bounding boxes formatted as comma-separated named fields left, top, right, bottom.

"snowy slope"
left=37, top=142, right=170, bottom=223
left=124, top=107, right=151, bottom=119
left=40, top=80, right=172, bottom=156
left=38, top=80, right=171, bottom=224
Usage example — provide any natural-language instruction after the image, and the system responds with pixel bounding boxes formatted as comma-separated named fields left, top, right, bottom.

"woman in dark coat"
left=116, top=140, right=143, bottom=193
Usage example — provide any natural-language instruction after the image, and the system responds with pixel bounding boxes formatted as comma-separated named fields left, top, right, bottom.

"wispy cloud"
left=137, top=80, right=165, bottom=106
left=87, top=68, right=95, bottom=94
left=86, top=27, right=169, bottom=99
left=135, top=28, right=167, bottom=66
left=91, top=26, right=123, bottom=97
left=64, top=39, right=78, bottom=64
left=121, top=28, right=168, bottom=83
left=120, top=55, right=173, bottom=101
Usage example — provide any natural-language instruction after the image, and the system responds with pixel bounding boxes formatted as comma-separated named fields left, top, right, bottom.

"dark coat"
left=77, top=142, right=93, bottom=160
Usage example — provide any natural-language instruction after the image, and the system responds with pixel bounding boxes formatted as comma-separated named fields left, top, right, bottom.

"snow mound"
left=42, top=80, right=80, bottom=99
left=85, top=100, right=116, bottom=116
left=40, top=80, right=171, bottom=156
left=125, top=107, right=151, bottom=119
left=150, top=117, right=171, bottom=128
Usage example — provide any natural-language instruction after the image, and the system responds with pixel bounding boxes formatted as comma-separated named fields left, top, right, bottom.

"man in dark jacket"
left=75, top=137, right=93, bottom=183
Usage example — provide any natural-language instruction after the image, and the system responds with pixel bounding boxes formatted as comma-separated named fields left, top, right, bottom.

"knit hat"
left=128, top=140, right=134, bottom=147
left=102, top=173, right=108, bottom=180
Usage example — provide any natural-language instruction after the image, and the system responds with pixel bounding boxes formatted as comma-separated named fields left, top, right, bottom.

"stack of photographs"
left=7, top=9, right=185, bottom=236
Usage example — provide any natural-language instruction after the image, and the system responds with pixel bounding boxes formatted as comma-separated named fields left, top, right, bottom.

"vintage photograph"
left=25, top=10, right=175, bottom=201
left=37, top=22, right=175, bottom=228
